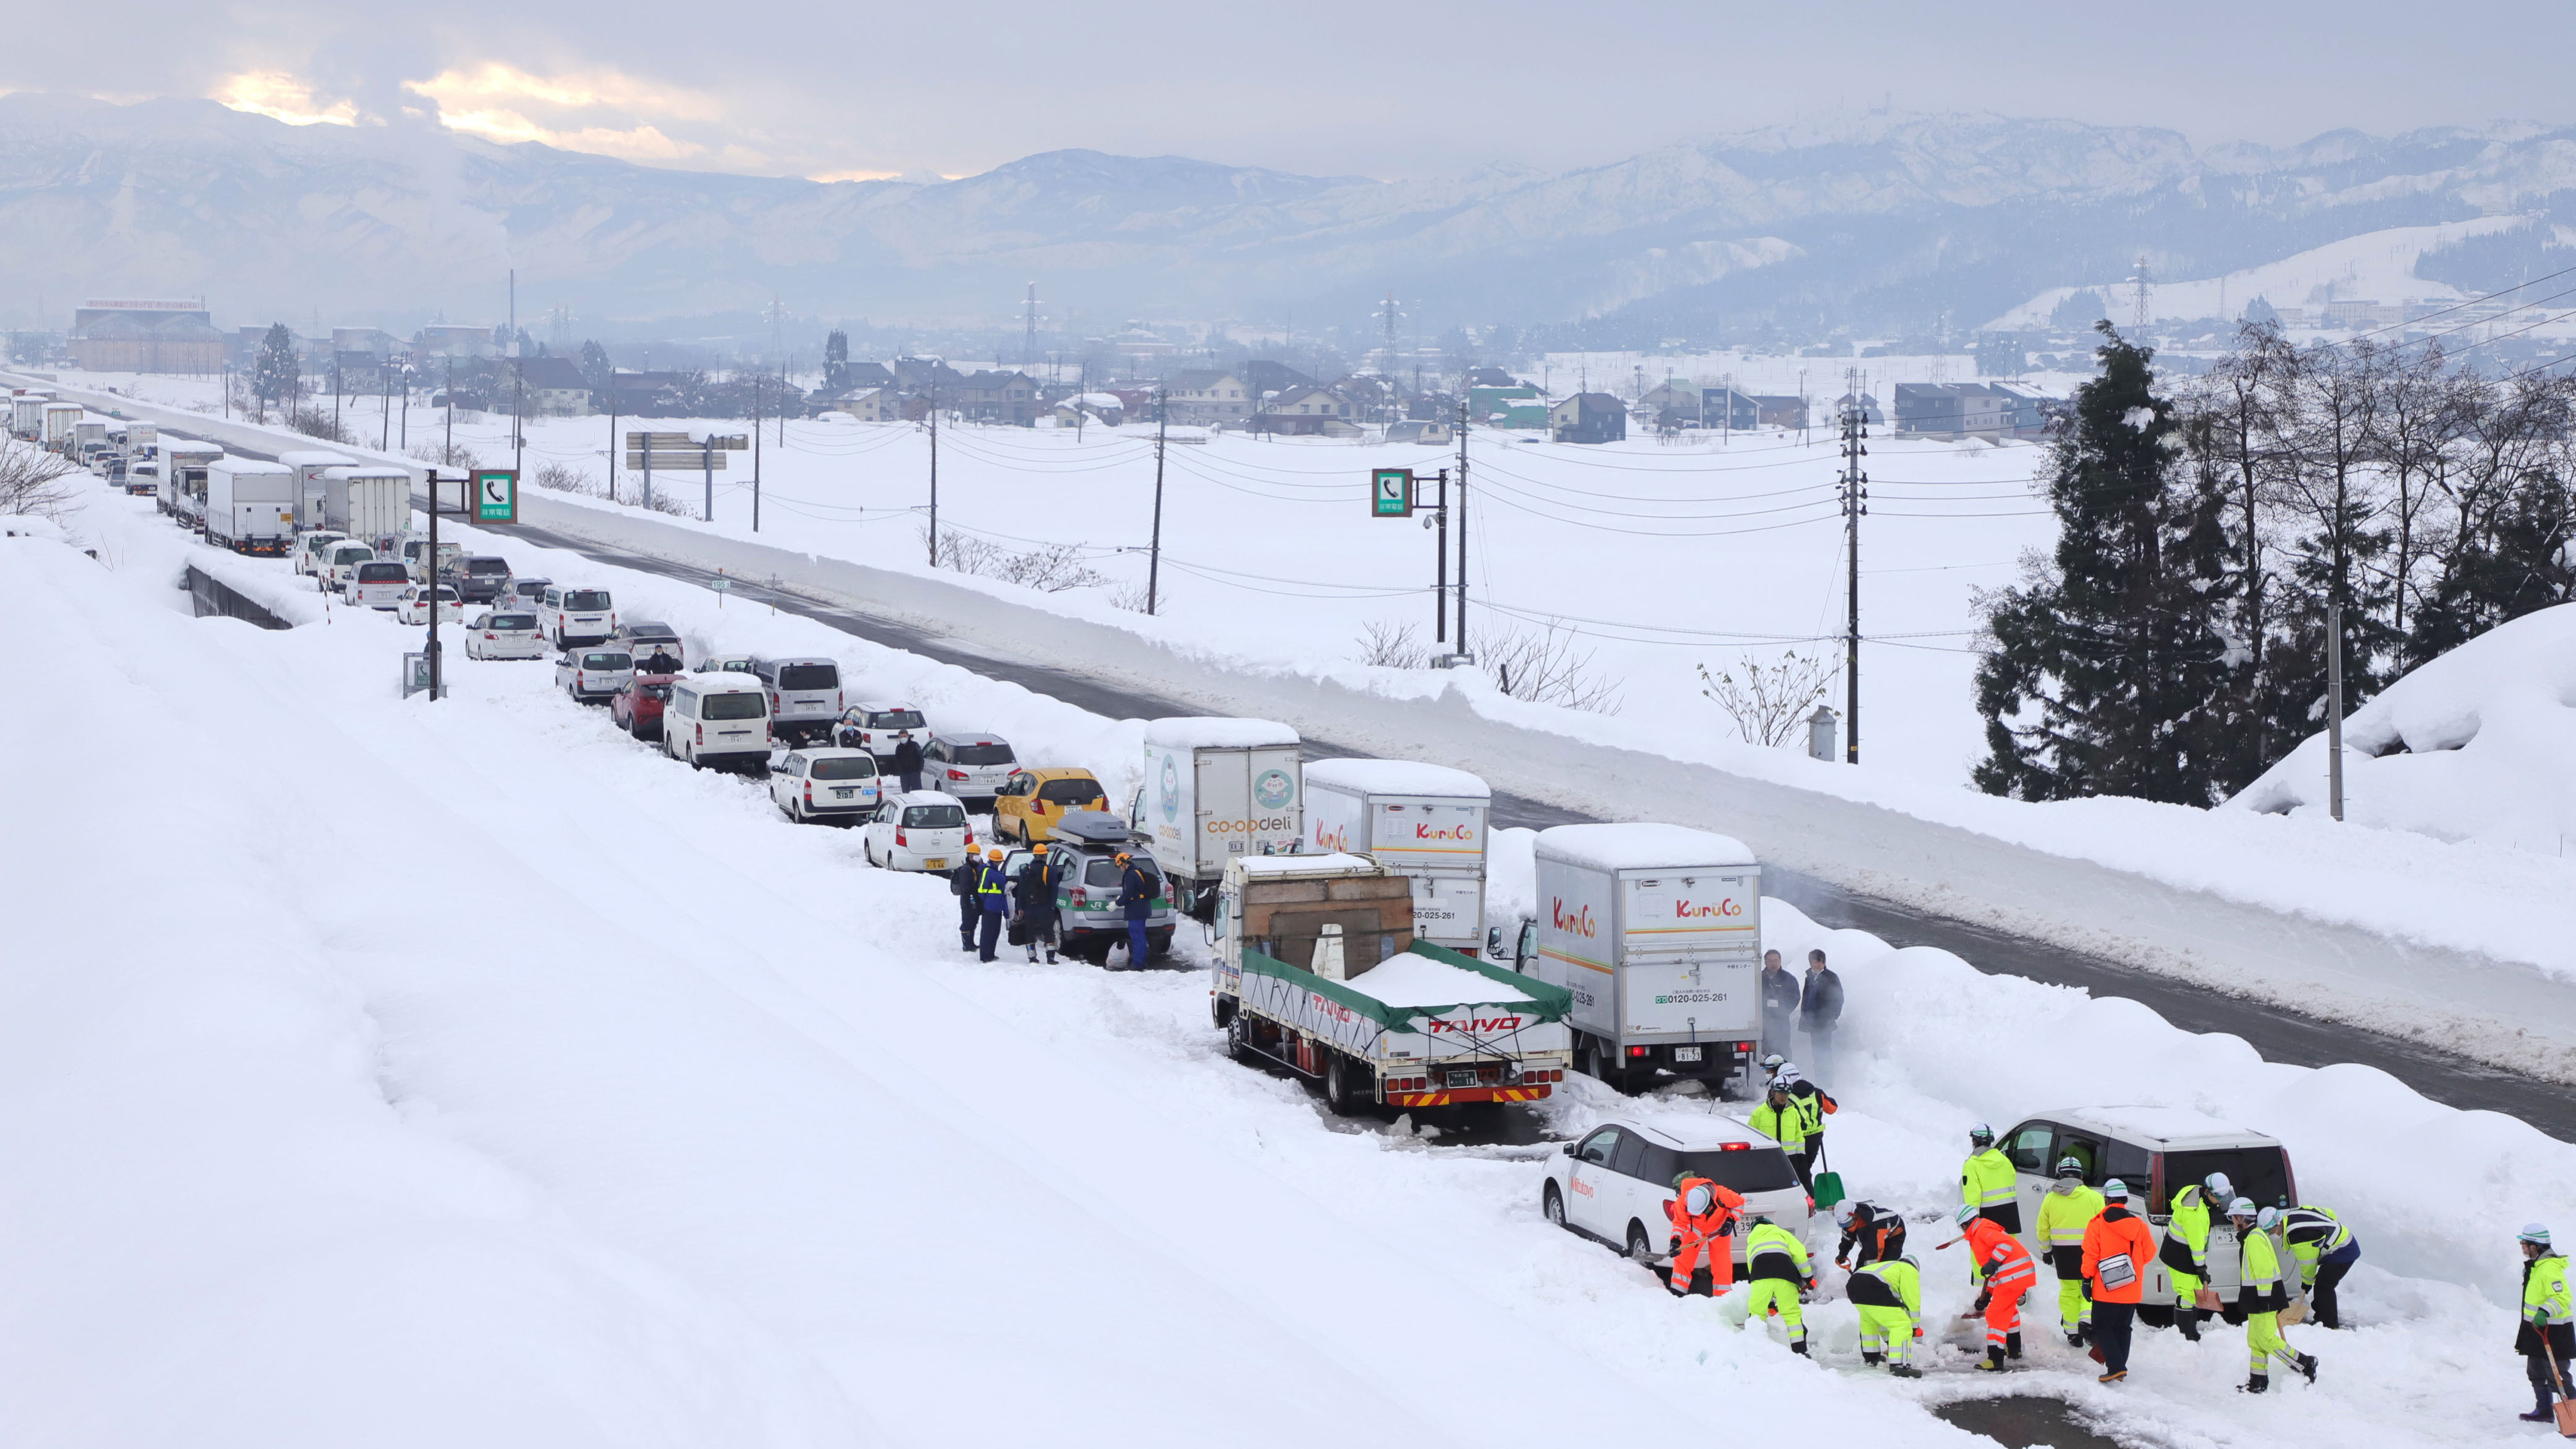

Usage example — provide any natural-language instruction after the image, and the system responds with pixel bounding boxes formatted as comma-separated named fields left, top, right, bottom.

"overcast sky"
left=13, top=1, right=2563, bottom=181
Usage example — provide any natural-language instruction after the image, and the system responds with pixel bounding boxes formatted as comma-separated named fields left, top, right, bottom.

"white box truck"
left=1211, top=852, right=1573, bottom=1114
left=128, top=420, right=158, bottom=459
left=1526, top=822, right=1764, bottom=1094
left=42, top=401, right=80, bottom=452
left=321, top=465, right=414, bottom=544
left=163, top=443, right=222, bottom=531
left=12, top=393, right=50, bottom=439
left=1132, top=717, right=1304, bottom=918
left=1302, top=757, right=1491, bottom=956
left=206, top=459, right=298, bottom=554
left=277, top=450, right=354, bottom=535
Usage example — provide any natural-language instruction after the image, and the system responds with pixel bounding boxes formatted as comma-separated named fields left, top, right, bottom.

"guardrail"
left=184, top=564, right=291, bottom=630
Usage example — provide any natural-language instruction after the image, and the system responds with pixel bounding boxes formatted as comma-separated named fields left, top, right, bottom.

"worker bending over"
left=1834, top=1198, right=1907, bottom=1270
left=2158, top=1171, right=2231, bottom=1342
left=1664, top=1174, right=1743, bottom=1298
left=1848, top=1253, right=1923, bottom=1378
left=1740, top=1211, right=1817, bottom=1355
left=1956, top=1204, right=2037, bottom=1371
left=2280, top=1204, right=2360, bottom=1330
left=2036, top=1157, right=2106, bottom=1347
left=2230, top=1200, right=2318, bottom=1394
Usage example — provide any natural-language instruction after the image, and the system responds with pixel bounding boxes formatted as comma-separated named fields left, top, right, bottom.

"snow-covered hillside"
left=2233, top=603, right=2576, bottom=854
left=12, top=461, right=2576, bottom=1448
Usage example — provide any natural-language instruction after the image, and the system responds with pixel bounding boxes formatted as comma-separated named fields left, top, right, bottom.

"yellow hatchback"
left=992, top=767, right=1110, bottom=844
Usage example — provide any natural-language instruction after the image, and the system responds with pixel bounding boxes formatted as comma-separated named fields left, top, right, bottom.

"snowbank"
left=2233, top=603, right=2576, bottom=856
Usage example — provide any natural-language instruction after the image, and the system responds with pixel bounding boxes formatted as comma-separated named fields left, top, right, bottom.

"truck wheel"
left=1225, top=1012, right=1253, bottom=1063
left=1543, top=1181, right=1568, bottom=1229
left=1211, top=995, right=1236, bottom=1029
left=1324, top=1054, right=1371, bottom=1115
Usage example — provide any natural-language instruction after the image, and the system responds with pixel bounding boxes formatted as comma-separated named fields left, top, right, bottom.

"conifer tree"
left=251, top=323, right=301, bottom=423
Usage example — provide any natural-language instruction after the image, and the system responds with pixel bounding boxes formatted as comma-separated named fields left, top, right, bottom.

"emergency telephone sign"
left=473, top=469, right=518, bottom=524
left=1370, top=468, right=1414, bottom=517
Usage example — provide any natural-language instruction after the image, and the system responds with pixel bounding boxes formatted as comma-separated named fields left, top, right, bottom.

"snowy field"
left=9, top=469, right=2575, bottom=1446
left=37, top=369, right=2576, bottom=1079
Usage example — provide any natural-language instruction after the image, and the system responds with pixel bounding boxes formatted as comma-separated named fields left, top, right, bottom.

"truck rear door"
left=1618, top=868, right=1761, bottom=1041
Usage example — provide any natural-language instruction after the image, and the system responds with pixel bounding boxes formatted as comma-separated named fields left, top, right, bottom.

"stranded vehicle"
left=1541, top=1117, right=1812, bottom=1267
left=747, top=655, right=844, bottom=746
left=925, top=730, right=1018, bottom=806
left=1209, top=851, right=1572, bottom=1115
left=769, top=747, right=882, bottom=824
left=1302, top=757, right=1490, bottom=956
left=991, top=767, right=1109, bottom=844
left=613, top=672, right=679, bottom=738
left=1998, top=1107, right=2300, bottom=1324
left=1518, top=823, right=1764, bottom=1096
left=1131, top=716, right=1304, bottom=918
left=1030, top=809, right=1174, bottom=964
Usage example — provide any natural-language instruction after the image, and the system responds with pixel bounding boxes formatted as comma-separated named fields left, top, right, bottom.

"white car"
left=395, top=584, right=466, bottom=625
left=345, top=560, right=412, bottom=611
left=924, top=730, right=1018, bottom=804
left=1541, top=1117, right=1813, bottom=1267
left=842, top=701, right=930, bottom=761
left=860, top=790, right=972, bottom=872
left=537, top=585, right=617, bottom=648
left=464, top=610, right=548, bottom=660
left=320, top=541, right=377, bottom=594
left=554, top=647, right=635, bottom=704
left=291, top=529, right=347, bottom=579
left=769, top=747, right=885, bottom=824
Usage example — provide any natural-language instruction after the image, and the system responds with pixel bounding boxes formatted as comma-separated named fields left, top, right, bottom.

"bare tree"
left=408, top=441, right=484, bottom=469
left=0, top=443, right=78, bottom=519
left=920, top=526, right=1109, bottom=592
left=1352, top=619, right=1429, bottom=668
left=1698, top=649, right=1834, bottom=746
left=1479, top=620, right=1621, bottom=713
left=531, top=461, right=605, bottom=498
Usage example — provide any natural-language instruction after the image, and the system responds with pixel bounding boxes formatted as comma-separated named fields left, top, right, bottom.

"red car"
left=613, top=673, right=679, bottom=741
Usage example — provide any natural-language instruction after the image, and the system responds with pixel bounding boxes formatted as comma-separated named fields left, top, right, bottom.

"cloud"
left=430, top=108, right=706, bottom=161
left=404, top=62, right=723, bottom=124
left=213, top=71, right=358, bottom=127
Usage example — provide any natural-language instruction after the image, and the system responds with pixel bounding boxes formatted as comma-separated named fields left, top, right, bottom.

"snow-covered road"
left=10, top=474, right=2575, bottom=1447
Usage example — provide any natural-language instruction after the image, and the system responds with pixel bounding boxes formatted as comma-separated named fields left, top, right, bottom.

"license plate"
left=1445, top=1068, right=1479, bottom=1088
left=923, top=857, right=947, bottom=869
left=833, top=788, right=854, bottom=798
left=1674, top=1046, right=1704, bottom=1063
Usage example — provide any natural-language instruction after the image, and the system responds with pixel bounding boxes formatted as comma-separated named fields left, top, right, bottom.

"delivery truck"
left=161, top=444, right=223, bottom=532
left=12, top=393, right=50, bottom=439
left=41, top=402, right=80, bottom=452
left=205, top=459, right=298, bottom=554
left=127, top=420, right=158, bottom=459
left=1211, top=852, right=1573, bottom=1114
left=1302, top=757, right=1491, bottom=956
left=277, top=450, right=354, bottom=535
left=1519, top=822, right=1764, bottom=1095
left=1130, top=716, right=1304, bottom=918
left=321, top=465, right=414, bottom=544
left=74, top=419, right=107, bottom=456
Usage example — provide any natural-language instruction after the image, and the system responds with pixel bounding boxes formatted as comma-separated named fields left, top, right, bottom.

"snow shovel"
left=2545, top=1335, right=2576, bottom=1437
left=1808, top=1143, right=1845, bottom=1213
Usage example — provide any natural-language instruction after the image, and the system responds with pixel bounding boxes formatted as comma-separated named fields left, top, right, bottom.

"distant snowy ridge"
left=2233, top=602, right=2576, bottom=855
left=1985, top=216, right=2525, bottom=329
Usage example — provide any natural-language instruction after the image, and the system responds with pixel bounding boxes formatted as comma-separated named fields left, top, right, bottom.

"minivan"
left=292, top=529, right=348, bottom=579
left=448, top=554, right=514, bottom=603
left=321, top=541, right=378, bottom=594
left=555, top=647, right=635, bottom=704
left=749, top=655, right=846, bottom=745
left=662, top=674, right=771, bottom=770
left=538, top=585, right=617, bottom=648
left=347, top=560, right=412, bottom=611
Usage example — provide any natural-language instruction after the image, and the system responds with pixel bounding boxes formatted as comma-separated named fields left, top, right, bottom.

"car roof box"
left=1050, top=810, right=1133, bottom=845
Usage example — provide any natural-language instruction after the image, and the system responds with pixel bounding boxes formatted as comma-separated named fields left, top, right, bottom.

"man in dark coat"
left=951, top=855, right=981, bottom=951
left=1115, top=852, right=1155, bottom=969
left=892, top=736, right=925, bottom=794
left=1801, top=948, right=1846, bottom=1086
left=1015, top=844, right=1061, bottom=964
left=1758, top=949, right=1800, bottom=1062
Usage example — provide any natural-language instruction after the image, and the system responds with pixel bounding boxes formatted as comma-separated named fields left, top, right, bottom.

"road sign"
left=628, top=451, right=724, bottom=471
left=1371, top=467, right=1414, bottom=517
left=626, top=430, right=696, bottom=449
left=473, top=468, right=517, bottom=524
left=625, top=431, right=749, bottom=452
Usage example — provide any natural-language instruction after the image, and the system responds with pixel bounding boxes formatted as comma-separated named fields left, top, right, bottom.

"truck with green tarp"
left=1210, top=853, right=1573, bottom=1114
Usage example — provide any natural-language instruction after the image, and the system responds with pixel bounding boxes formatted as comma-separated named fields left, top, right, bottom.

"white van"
left=346, top=559, right=412, bottom=611
left=292, top=529, right=348, bottom=579
left=662, top=673, right=771, bottom=770
left=320, top=541, right=377, bottom=594
left=539, top=585, right=617, bottom=648
left=747, top=655, right=846, bottom=746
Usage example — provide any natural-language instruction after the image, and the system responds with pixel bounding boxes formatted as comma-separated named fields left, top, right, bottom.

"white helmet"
left=1761, top=1053, right=1786, bottom=1073
left=2101, top=1178, right=2130, bottom=1201
left=1836, top=1200, right=1863, bottom=1226
left=2256, top=1206, right=2280, bottom=1232
left=2524, top=1223, right=2554, bottom=1248
left=2226, top=1197, right=2258, bottom=1220
left=1955, top=1204, right=1981, bottom=1228
left=2206, top=1172, right=2235, bottom=1201
left=1685, top=1183, right=1715, bottom=1216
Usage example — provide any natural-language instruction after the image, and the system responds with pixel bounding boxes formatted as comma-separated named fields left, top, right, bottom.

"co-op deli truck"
left=1531, top=822, right=1763, bottom=1094
left=1136, top=717, right=1303, bottom=917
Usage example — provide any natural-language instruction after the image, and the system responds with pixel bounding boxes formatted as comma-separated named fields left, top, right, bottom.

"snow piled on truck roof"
left=1535, top=821, right=1755, bottom=870
left=1303, top=756, right=1490, bottom=799
left=1349, top=951, right=1533, bottom=1008
left=1141, top=716, right=1296, bottom=749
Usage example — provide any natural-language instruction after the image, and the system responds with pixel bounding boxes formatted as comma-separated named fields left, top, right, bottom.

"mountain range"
left=3, top=91, right=2573, bottom=341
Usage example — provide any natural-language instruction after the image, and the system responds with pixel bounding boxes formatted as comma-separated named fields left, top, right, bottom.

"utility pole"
left=2132, top=255, right=2151, bottom=331
left=1838, top=380, right=1869, bottom=763
left=1433, top=467, right=1449, bottom=643
left=510, top=268, right=523, bottom=486
left=380, top=365, right=391, bottom=450
left=444, top=357, right=454, bottom=465
left=701, top=434, right=714, bottom=521
left=607, top=370, right=619, bottom=503
left=778, top=355, right=787, bottom=446
left=1147, top=386, right=1168, bottom=615
left=1454, top=396, right=1471, bottom=660
left=926, top=375, right=939, bottom=566
left=332, top=354, right=341, bottom=434
left=752, top=370, right=762, bottom=533
left=426, top=470, right=443, bottom=701
left=1023, top=282, right=1038, bottom=370
left=2326, top=600, right=2346, bottom=821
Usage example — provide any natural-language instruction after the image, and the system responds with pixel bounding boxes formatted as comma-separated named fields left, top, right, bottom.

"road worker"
left=1750, top=1083, right=1813, bottom=1193
left=1013, top=843, right=1061, bottom=965
left=1114, top=851, right=1154, bottom=969
left=1956, top=1203, right=2037, bottom=1370
left=1960, top=1124, right=2019, bottom=1232
left=950, top=856, right=982, bottom=952
left=2229, top=1200, right=2316, bottom=1394
left=2158, top=1171, right=2231, bottom=1341
left=2519, top=1223, right=2572, bottom=1425
left=2035, top=1156, right=2106, bottom=1347
left=2080, top=1178, right=2156, bottom=1385
left=1664, top=1173, right=1744, bottom=1297
left=1848, top=1253, right=1923, bottom=1378
left=1834, top=1198, right=1908, bottom=1270
left=973, top=846, right=1009, bottom=962
left=1740, top=1210, right=1817, bottom=1355
left=1767, top=1063, right=1837, bottom=1179
left=2279, top=1204, right=2360, bottom=1329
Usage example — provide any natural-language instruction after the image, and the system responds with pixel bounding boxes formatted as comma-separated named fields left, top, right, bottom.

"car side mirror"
left=1561, top=1142, right=1577, bottom=1157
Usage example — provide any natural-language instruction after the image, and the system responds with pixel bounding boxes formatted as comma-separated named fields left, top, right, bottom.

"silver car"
left=925, top=731, right=1018, bottom=804
left=464, top=610, right=549, bottom=660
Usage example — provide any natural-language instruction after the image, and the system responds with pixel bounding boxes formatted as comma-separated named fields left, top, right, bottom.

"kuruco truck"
left=1301, top=757, right=1490, bottom=956
left=1527, top=822, right=1764, bottom=1095
left=1132, top=717, right=1304, bottom=918
left=1211, top=852, right=1573, bottom=1114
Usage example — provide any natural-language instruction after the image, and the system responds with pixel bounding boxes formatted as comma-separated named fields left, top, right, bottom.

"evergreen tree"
left=823, top=329, right=850, bottom=392
left=578, top=340, right=613, bottom=393
left=1975, top=326, right=2245, bottom=804
left=251, top=323, right=301, bottom=420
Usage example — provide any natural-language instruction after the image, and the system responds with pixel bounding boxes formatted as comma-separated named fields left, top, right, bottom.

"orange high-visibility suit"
left=1964, top=1217, right=2038, bottom=1359
left=1665, top=1176, right=1745, bottom=1295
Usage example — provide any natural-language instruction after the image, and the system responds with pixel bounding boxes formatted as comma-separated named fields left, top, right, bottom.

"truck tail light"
left=1628, top=1046, right=1650, bottom=1058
